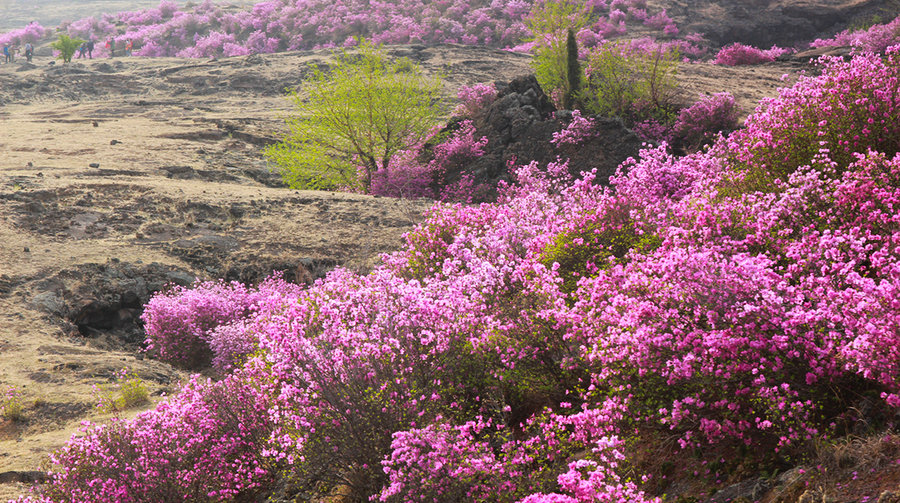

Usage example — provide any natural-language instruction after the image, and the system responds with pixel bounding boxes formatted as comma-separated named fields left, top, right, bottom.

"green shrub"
left=266, top=39, right=443, bottom=192
left=51, top=34, right=85, bottom=63
left=95, top=370, right=150, bottom=413
left=580, top=41, right=679, bottom=126
left=527, top=0, right=592, bottom=107
left=541, top=201, right=661, bottom=294
left=1, top=386, right=24, bottom=422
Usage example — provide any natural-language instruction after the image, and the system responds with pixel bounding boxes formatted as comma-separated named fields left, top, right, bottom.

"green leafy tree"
left=526, top=0, right=592, bottom=107
left=51, top=33, right=85, bottom=63
left=564, top=28, right=581, bottom=110
left=266, top=40, right=443, bottom=192
left=581, top=41, right=679, bottom=125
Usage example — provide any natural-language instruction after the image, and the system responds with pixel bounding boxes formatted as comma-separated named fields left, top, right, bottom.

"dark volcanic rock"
left=553, top=112, right=644, bottom=185
left=443, top=74, right=642, bottom=199
left=30, top=261, right=196, bottom=348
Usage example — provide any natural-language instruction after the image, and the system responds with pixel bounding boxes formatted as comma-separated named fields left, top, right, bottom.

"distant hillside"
left=650, top=0, right=900, bottom=47
left=0, top=0, right=254, bottom=31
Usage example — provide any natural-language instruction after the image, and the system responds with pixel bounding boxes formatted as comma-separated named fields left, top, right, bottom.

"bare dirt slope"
left=648, top=0, right=900, bottom=48
left=0, top=45, right=799, bottom=500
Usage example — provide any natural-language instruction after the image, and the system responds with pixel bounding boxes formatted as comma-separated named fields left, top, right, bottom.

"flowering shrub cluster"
left=368, top=120, right=490, bottom=202
left=453, top=82, right=499, bottom=117
left=39, top=374, right=277, bottom=502
left=432, top=120, right=491, bottom=202
left=63, top=16, right=116, bottom=42
left=724, top=48, right=900, bottom=187
left=671, top=92, right=740, bottom=150
left=368, top=147, right=438, bottom=200
left=811, top=14, right=900, bottom=54
left=551, top=110, right=597, bottom=146
left=19, top=51, right=900, bottom=503
left=623, top=33, right=708, bottom=58
left=713, top=42, right=790, bottom=65
left=142, top=273, right=303, bottom=371
left=36, top=0, right=530, bottom=57
left=0, top=22, right=49, bottom=47
left=2, top=0, right=708, bottom=60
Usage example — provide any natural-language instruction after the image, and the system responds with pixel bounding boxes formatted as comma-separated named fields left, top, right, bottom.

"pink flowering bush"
left=64, top=17, right=116, bottom=42
left=142, top=279, right=256, bottom=368
left=1, top=0, right=704, bottom=60
left=368, top=148, right=438, bottom=199
left=713, top=42, right=790, bottom=65
left=671, top=92, right=740, bottom=151
left=518, top=437, right=661, bottom=503
left=811, top=14, right=900, bottom=54
left=37, top=374, right=277, bottom=502
left=625, top=35, right=707, bottom=59
left=724, top=48, right=900, bottom=187
left=379, top=404, right=641, bottom=503
left=22, top=51, right=900, bottom=503
left=0, top=22, right=49, bottom=47
left=368, top=120, right=489, bottom=200
left=453, top=82, right=499, bottom=117
left=643, top=9, right=676, bottom=35
left=430, top=120, right=491, bottom=202
left=551, top=110, right=597, bottom=146
left=142, top=273, right=302, bottom=370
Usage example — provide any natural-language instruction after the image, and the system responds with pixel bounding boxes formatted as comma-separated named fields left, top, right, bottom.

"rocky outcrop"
left=0, top=471, right=46, bottom=484
left=552, top=112, right=645, bottom=185
left=29, top=261, right=196, bottom=349
left=445, top=75, right=643, bottom=200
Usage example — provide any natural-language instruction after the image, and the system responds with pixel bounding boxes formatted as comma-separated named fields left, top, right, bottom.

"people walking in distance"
left=106, top=37, right=116, bottom=58
left=125, top=39, right=133, bottom=56
left=2, top=44, right=10, bottom=63
left=24, top=42, right=33, bottom=62
left=86, top=40, right=94, bottom=59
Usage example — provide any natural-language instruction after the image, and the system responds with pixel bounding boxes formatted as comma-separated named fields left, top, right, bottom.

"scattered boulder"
left=790, top=45, right=853, bottom=62
left=161, top=165, right=196, bottom=179
left=0, top=471, right=46, bottom=484
left=707, top=477, right=771, bottom=503
left=553, top=112, right=644, bottom=185
left=797, top=489, right=827, bottom=503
